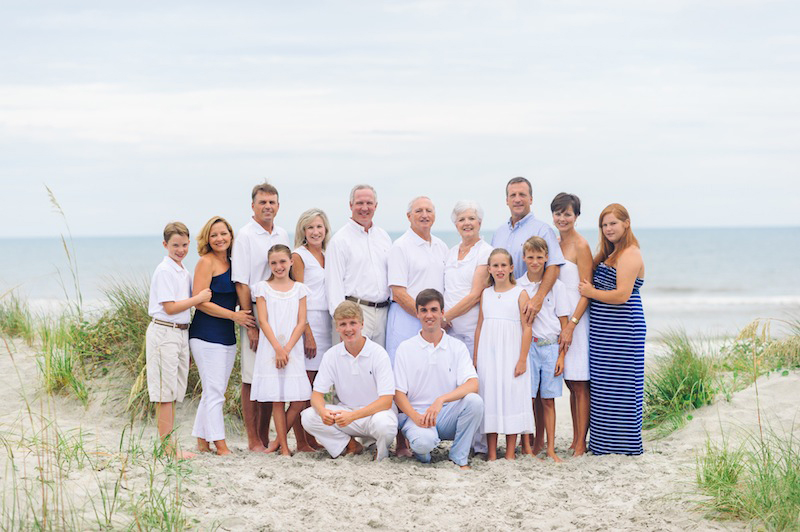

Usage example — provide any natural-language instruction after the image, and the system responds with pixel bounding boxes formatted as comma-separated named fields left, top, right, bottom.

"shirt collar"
left=248, top=217, right=278, bottom=235
left=162, top=256, right=186, bottom=273
left=414, top=330, right=449, bottom=363
left=507, top=211, right=535, bottom=230
left=339, top=337, right=372, bottom=358
left=406, top=228, right=431, bottom=247
left=347, top=218, right=373, bottom=234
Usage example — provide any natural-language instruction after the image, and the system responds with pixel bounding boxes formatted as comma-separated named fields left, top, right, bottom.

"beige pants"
left=331, top=304, right=388, bottom=347
left=146, top=322, right=190, bottom=403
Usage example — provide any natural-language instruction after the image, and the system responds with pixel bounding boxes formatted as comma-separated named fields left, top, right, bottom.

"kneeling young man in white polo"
left=394, top=289, right=484, bottom=469
left=301, top=301, right=398, bottom=461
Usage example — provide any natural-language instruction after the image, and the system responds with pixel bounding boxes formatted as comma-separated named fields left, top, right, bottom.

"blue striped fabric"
left=588, top=263, right=646, bottom=456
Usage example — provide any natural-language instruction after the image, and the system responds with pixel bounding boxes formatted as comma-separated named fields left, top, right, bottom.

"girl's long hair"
left=267, top=244, right=295, bottom=281
left=593, top=203, right=639, bottom=269
left=487, top=248, right=516, bottom=286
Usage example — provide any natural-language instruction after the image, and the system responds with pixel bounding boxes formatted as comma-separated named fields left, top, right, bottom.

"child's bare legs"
left=532, top=395, right=545, bottom=454
left=258, top=402, right=273, bottom=449
left=157, top=402, right=195, bottom=459
left=213, top=439, right=231, bottom=455
left=486, top=433, right=498, bottom=461
left=197, top=437, right=211, bottom=452
left=266, top=402, right=290, bottom=455
left=292, top=371, right=318, bottom=452
left=241, top=384, right=267, bottom=452
left=567, top=380, right=578, bottom=450
left=395, top=431, right=412, bottom=457
left=568, top=380, right=590, bottom=456
left=542, top=398, right=562, bottom=462
left=505, top=434, right=518, bottom=460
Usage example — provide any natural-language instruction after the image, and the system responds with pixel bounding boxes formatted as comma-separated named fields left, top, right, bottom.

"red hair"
left=593, top=203, right=639, bottom=269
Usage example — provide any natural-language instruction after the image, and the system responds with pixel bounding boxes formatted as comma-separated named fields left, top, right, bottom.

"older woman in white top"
left=291, top=208, right=332, bottom=452
left=443, top=201, right=492, bottom=356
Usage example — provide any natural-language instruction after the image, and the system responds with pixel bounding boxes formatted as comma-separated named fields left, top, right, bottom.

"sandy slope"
left=2, top=340, right=797, bottom=530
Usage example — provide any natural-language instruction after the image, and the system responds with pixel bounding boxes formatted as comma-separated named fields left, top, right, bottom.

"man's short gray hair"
left=349, top=184, right=378, bottom=204
left=505, top=176, right=532, bottom=197
left=407, top=196, right=434, bottom=214
left=450, top=200, right=484, bottom=224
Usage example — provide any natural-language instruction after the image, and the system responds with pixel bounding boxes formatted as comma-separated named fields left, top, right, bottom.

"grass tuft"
left=0, top=292, right=36, bottom=345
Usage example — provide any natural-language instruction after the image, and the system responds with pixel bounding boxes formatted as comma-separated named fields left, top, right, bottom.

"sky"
left=2, top=0, right=799, bottom=237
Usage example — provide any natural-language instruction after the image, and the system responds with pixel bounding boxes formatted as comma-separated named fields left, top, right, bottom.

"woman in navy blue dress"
left=189, top=216, right=256, bottom=455
left=579, top=204, right=646, bottom=455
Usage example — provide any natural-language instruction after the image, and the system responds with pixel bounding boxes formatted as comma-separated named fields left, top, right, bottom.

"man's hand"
left=246, top=327, right=259, bottom=351
left=422, top=398, right=444, bottom=427
left=320, top=409, right=339, bottom=426
left=523, top=296, right=543, bottom=325
left=335, top=410, right=358, bottom=427
left=304, top=331, right=317, bottom=359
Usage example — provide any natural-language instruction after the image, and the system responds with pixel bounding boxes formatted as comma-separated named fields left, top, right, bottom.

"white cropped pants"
left=189, top=338, right=236, bottom=442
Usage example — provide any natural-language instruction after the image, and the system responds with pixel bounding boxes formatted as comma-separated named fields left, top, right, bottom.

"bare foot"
left=505, top=449, right=516, bottom=460
left=569, top=441, right=576, bottom=450
left=459, top=464, right=471, bottom=470
left=531, top=443, right=544, bottom=456
left=216, top=448, right=232, bottom=456
left=279, top=448, right=292, bottom=457
left=573, top=444, right=586, bottom=457
left=248, top=443, right=268, bottom=453
left=343, top=438, right=363, bottom=456
left=197, top=439, right=212, bottom=453
left=264, top=440, right=281, bottom=454
left=547, top=451, right=563, bottom=463
left=174, top=449, right=197, bottom=460
left=395, top=447, right=413, bottom=458
left=295, top=444, right=317, bottom=453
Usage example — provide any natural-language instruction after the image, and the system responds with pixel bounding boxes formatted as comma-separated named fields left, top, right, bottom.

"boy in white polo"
left=519, top=236, right=570, bottom=462
left=394, top=289, right=483, bottom=469
left=301, top=301, right=398, bottom=461
left=146, top=222, right=212, bottom=458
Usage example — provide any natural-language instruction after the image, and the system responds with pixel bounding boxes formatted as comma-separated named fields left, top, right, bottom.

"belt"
left=152, top=319, right=189, bottom=330
left=345, top=296, right=390, bottom=308
left=533, top=337, right=557, bottom=346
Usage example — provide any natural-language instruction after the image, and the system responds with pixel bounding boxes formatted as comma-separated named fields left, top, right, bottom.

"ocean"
left=2, top=227, right=799, bottom=339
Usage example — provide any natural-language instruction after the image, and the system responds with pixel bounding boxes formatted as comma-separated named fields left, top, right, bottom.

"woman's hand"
left=578, top=279, right=594, bottom=298
left=275, top=346, right=289, bottom=369
left=559, top=322, right=575, bottom=353
left=304, top=330, right=317, bottom=359
left=232, top=309, right=256, bottom=328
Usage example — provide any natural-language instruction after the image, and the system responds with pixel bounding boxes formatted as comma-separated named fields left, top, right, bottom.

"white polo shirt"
left=148, top=256, right=193, bottom=324
left=394, top=331, right=477, bottom=414
left=313, top=337, right=395, bottom=410
left=443, top=238, right=493, bottom=336
left=325, top=219, right=392, bottom=316
left=231, top=218, right=290, bottom=296
left=517, top=275, right=571, bottom=342
left=388, top=229, right=448, bottom=300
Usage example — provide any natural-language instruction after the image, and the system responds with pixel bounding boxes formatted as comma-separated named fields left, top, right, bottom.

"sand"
left=2, top=339, right=797, bottom=531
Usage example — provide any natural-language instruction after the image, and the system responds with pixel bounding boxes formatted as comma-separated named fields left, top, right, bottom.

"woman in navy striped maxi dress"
left=579, top=204, right=646, bottom=455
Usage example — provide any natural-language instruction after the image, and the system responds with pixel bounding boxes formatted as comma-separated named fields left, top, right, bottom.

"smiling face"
left=488, top=252, right=514, bottom=284
left=506, top=182, right=533, bottom=220
left=303, top=215, right=326, bottom=249
left=416, top=299, right=443, bottom=335
left=336, top=316, right=364, bottom=347
left=164, top=234, right=190, bottom=265
left=454, top=208, right=481, bottom=241
left=552, top=205, right=578, bottom=235
left=408, top=197, right=436, bottom=233
left=350, top=188, right=377, bottom=228
left=208, top=221, right=232, bottom=254
left=601, top=213, right=629, bottom=245
left=523, top=249, right=548, bottom=277
left=252, top=192, right=279, bottom=228
left=268, top=250, right=292, bottom=279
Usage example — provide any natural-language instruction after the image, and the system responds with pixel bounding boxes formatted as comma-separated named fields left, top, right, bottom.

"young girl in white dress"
left=251, top=244, right=312, bottom=455
left=473, top=248, right=534, bottom=461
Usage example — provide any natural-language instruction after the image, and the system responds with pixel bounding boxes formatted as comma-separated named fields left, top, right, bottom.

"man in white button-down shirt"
left=231, top=181, right=290, bottom=452
left=301, top=301, right=398, bottom=461
left=325, top=185, right=392, bottom=346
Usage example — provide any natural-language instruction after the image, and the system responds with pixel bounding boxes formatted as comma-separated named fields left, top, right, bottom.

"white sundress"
left=559, top=260, right=590, bottom=381
left=293, top=246, right=332, bottom=371
left=476, top=285, right=534, bottom=435
left=250, top=281, right=312, bottom=402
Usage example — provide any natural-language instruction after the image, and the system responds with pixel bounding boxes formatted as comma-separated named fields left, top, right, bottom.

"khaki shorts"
left=331, top=304, right=388, bottom=347
left=146, top=321, right=190, bottom=403
left=240, top=304, right=258, bottom=384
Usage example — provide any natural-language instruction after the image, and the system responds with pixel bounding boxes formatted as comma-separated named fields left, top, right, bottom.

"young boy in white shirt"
left=518, top=236, right=570, bottom=462
left=146, top=222, right=211, bottom=458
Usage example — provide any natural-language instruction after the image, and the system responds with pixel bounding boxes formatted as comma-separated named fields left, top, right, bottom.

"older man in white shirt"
left=231, top=181, right=290, bottom=452
left=301, top=301, right=398, bottom=461
left=325, top=184, right=392, bottom=346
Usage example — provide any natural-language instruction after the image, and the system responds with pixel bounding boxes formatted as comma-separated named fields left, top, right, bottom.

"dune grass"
left=0, top=292, right=35, bottom=346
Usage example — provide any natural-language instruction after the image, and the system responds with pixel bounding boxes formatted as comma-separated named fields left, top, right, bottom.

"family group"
left=145, top=177, right=646, bottom=467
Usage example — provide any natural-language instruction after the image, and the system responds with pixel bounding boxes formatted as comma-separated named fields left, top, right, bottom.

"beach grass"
left=0, top=292, right=36, bottom=346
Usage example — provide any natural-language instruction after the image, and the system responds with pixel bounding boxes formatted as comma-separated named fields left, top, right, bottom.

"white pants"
left=301, top=405, right=398, bottom=461
left=331, top=304, right=388, bottom=348
left=240, top=304, right=258, bottom=384
left=189, top=338, right=236, bottom=442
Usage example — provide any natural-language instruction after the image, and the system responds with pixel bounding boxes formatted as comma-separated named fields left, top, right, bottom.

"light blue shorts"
left=528, top=342, right=563, bottom=399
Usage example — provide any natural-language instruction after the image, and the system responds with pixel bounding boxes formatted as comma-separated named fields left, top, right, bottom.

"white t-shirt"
left=231, top=218, right=290, bottom=296
left=443, top=238, right=493, bottom=336
left=394, top=331, right=477, bottom=414
left=517, top=276, right=571, bottom=342
left=388, top=229, right=448, bottom=300
left=313, top=338, right=395, bottom=410
left=325, top=219, right=392, bottom=316
left=148, top=256, right=193, bottom=324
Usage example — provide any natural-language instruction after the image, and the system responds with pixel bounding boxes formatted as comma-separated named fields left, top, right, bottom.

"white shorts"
left=240, top=304, right=259, bottom=384
left=146, top=321, right=190, bottom=403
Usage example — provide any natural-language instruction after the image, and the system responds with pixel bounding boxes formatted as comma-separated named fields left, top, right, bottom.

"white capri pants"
left=301, top=405, right=398, bottom=461
left=189, top=338, right=236, bottom=442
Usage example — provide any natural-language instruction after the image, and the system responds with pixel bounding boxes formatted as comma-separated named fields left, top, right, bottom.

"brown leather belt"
left=345, top=296, right=390, bottom=308
left=152, top=318, right=189, bottom=330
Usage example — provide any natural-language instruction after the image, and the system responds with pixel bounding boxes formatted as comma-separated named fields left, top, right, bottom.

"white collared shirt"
left=325, top=219, right=392, bottom=316
left=388, top=229, right=448, bottom=300
left=443, top=238, right=493, bottom=336
left=313, top=337, right=395, bottom=410
left=517, top=275, right=571, bottom=341
left=231, top=218, right=290, bottom=295
left=394, top=331, right=477, bottom=414
left=148, top=256, right=193, bottom=324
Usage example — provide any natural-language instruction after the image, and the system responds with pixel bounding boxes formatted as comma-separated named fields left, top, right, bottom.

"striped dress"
left=588, top=263, right=646, bottom=455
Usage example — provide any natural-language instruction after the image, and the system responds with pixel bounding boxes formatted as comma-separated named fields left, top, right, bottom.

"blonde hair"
left=487, top=248, right=516, bottom=286
left=267, top=244, right=294, bottom=281
left=163, top=221, right=189, bottom=242
left=196, top=216, right=234, bottom=256
left=294, top=208, right=332, bottom=250
left=522, top=236, right=548, bottom=255
left=333, top=300, right=363, bottom=322
left=594, top=203, right=640, bottom=269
